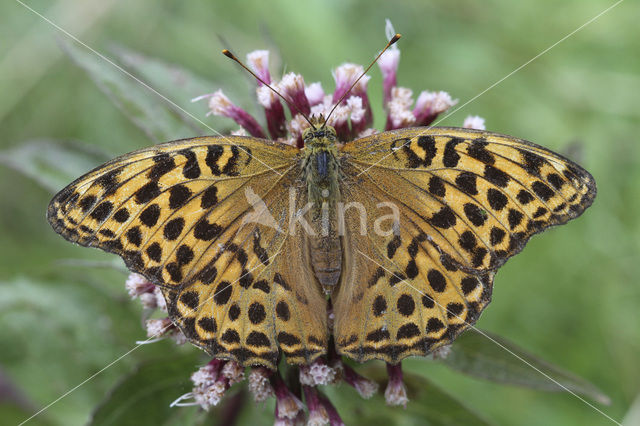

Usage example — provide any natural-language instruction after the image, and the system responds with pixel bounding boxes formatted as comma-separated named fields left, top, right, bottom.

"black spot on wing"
left=148, top=154, right=176, bottom=180
left=532, top=181, right=554, bottom=201
left=135, top=182, right=160, bottom=204
left=484, top=165, right=510, bottom=188
left=455, top=172, right=478, bottom=195
left=222, top=146, right=240, bottom=176
left=520, top=150, right=545, bottom=176
left=467, top=138, right=494, bottom=164
left=169, top=185, right=192, bottom=209
left=430, top=206, right=457, bottom=229
left=179, top=149, right=201, bottom=179
left=443, top=137, right=463, bottom=167
left=205, top=145, right=224, bottom=175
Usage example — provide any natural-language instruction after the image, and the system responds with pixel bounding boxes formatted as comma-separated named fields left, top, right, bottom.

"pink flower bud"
left=343, top=363, right=378, bottom=399
left=305, top=82, right=325, bottom=106
left=386, top=87, right=416, bottom=130
left=248, top=367, right=274, bottom=402
left=431, top=344, right=452, bottom=360
left=154, top=287, right=167, bottom=312
left=317, top=392, right=346, bottom=426
left=413, top=90, right=458, bottom=126
left=278, top=72, right=311, bottom=117
left=125, top=273, right=154, bottom=298
left=191, top=360, right=224, bottom=387
left=138, top=292, right=158, bottom=309
left=384, top=363, right=408, bottom=408
left=271, top=373, right=304, bottom=420
left=332, top=64, right=370, bottom=105
left=299, top=359, right=337, bottom=386
left=145, top=317, right=173, bottom=339
left=193, top=90, right=266, bottom=138
left=221, top=360, right=245, bottom=385
left=256, top=86, right=287, bottom=139
left=192, top=380, right=227, bottom=410
left=246, top=50, right=271, bottom=84
left=378, top=48, right=400, bottom=107
left=303, top=386, right=330, bottom=426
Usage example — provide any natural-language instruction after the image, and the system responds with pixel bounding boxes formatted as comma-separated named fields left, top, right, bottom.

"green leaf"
left=60, top=39, right=203, bottom=142
left=108, top=44, right=250, bottom=137
left=622, top=393, right=640, bottom=426
left=325, top=366, right=494, bottom=425
left=54, top=257, right=129, bottom=274
left=0, top=277, right=144, bottom=425
left=0, top=139, right=111, bottom=193
left=91, top=354, right=280, bottom=426
left=442, top=330, right=610, bottom=405
left=89, top=355, right=210, bottom=426
left=0, top=403, right=51, bottom=426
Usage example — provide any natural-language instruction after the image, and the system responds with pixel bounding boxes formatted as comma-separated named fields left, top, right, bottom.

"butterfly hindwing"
left=48, top=136, right=328, bottom=368
left=334, top=127, right=595, bottom=362
left=168, top=177, right=329, bottom=367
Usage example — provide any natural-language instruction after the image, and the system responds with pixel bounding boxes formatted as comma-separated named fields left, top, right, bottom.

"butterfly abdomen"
left=309, top=234, right=342, bottom=293
left=301, top=128, right=344, bottom=294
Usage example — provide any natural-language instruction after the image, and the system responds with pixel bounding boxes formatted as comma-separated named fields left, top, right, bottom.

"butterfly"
left=47, top=114, right=596, bottom=369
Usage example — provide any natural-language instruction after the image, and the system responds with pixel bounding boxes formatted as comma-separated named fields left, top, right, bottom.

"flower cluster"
left=127, top=20, right=481, bottom=424
left=192, top=22, right=483, bottom=149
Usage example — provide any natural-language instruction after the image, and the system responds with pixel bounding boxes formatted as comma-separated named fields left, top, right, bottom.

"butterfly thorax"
left=301, top=123, right=343, bottom=294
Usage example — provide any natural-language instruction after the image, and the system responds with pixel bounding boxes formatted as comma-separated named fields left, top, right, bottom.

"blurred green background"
left=1, top=0, right=638, bottom=425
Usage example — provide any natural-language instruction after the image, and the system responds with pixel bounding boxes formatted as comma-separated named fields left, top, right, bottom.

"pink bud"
left=303, top=386, right=330, bottom=425
left=248, top=367, right=274, bottom=402
left=413, top=90, right=458, bottom=126
left=332, top=64, right=370, bottom=105
left=246, top=50, right=271, bottom=84
left=431, top=344, right=453, bottom=360
left=125, top=273, right=154, bottom=298
left=299, top=359, right=337, bottom=386
left=378, top=48, right=400, bottom=107
left=145, top=318, right=173, bottom=339
left=278, top=72, right=311, bottom=117
left=386, top=87, right=416, bottom=130
left=384, top=363, right=408, bottom=408
left=194, top=90, right=266, bottom=138
left=221, top=360, right=245, bottom=385
left=305, top=82, right=325, bottom=106
left=271, top=372, right=304, bottom=420
left=343, top=363, right=379, bottom=399
left=317, top=392, right=346, bottom=426
left=256, top=86, right=287, bottom=139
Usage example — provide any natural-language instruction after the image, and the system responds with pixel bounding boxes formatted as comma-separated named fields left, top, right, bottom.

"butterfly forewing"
left=48, top=136, right=328, bottom=368
left=334, top=127, right=595, bottom=362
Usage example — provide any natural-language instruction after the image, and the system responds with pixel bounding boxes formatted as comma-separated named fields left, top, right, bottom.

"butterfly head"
left=303, top=114, right=337, bottom=147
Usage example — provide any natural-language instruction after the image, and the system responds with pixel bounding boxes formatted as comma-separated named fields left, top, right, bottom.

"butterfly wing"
left=48, top=136, right=328, bottom=368
left=333, top=127, right=596, bottom=363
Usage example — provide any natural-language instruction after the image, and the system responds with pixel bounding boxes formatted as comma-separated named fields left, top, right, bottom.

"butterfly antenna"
left=324, top=33, right=401, bottom=126
left=222, top=49, right=316, bottom=130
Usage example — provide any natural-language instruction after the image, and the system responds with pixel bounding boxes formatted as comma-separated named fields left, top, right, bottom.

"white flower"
left=414, top=90, right=458, bottom=116
left=299, top=360, right=337, bottom=386
left=248, top=368, right=274, bottom=402
left=221, top=361, right=245, bottom=385
left=305, top=82, right=325, bottom=106
left=347, top=96, right=365, bottom=123
left=463, top=115, right=486, bottom=130
left=246, top=50, right=270, bottom=82
left=125, top=272, right=153, bottom=298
